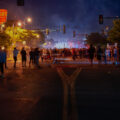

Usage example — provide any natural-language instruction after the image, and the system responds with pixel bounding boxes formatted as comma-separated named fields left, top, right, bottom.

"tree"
left=86, top=32, right=107, bottom=46
left=5, top=26, right=45, bottom=47
left=35, top=31, right=45, bottom=44
left=107, top=19, right=120, bottom=43
left=0, top=32, right=11, bottom=47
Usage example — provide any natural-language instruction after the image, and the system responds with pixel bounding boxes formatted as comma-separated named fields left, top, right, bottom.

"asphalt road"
left=0, top=64, right=120, bottom=120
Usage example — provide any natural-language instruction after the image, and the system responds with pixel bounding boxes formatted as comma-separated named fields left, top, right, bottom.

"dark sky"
left=1, top=0, right=120, bottom=34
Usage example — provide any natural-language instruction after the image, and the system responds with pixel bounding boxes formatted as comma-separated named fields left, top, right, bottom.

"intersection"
left=0, top=64, right=120, bottom=120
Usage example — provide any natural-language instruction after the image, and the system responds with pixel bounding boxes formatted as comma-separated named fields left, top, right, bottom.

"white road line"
left=57, top=67, right=82, bottom=120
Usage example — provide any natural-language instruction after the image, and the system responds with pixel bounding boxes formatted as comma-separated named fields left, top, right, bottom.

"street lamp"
left=1, top=24, right=5, bottom=28
left=17, top=21, right=22, bottom=27
left=27, top=17, right=32, bottom=23
left=0, top=23, right=5, bottom=32
left=23, top=41, right=26, bottom=45
left=23, top=17, right=32, bottom=29
left=36, top=35, right=40, bottom=38
left=17, top=17, right=32, bottom=29
left=1, top=46, right=5, bottom=50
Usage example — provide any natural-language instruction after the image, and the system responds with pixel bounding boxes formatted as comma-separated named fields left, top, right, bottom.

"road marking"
left=57, top=67, right=82, bottom=120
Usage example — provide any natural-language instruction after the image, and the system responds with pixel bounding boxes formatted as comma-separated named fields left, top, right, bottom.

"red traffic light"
left=99, top=15, right=103, bottom=24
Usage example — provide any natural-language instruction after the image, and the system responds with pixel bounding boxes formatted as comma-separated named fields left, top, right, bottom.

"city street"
left=1, top=0, right=120, bottom=120
left=0, top=63, right=120, bottom=120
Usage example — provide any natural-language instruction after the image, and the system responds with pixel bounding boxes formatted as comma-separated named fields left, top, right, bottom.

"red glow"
left=0, top=9, right=7, bottom=24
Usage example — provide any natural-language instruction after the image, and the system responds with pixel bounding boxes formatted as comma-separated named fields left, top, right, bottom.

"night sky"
left=1, top=0, right=120, bottom=34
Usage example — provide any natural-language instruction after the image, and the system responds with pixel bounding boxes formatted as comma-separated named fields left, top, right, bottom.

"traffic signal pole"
left=99, top=15, right=120, bottom=24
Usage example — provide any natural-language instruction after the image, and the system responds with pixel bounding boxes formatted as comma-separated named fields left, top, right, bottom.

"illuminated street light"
left=17, top=17, right=32, bottom=29
left=23, top=41, right=26, bottom=45
left=1, top=46, right=5, bottom=50
left=1, top=24, right=5, bottom=28
left=0, top=23, right=5, bottom=32
left=27, top=17, right=32, bottom=23
left=23, top=17, right=32, bottom=29
left=17, top=21, right=22, bottom=27
left=36, top=35, right=40, bottom=38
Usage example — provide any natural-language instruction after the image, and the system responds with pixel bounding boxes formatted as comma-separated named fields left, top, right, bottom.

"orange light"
left=23, top=41, right=26, bottom=45
left=1, top=24, right=5, bottom=28
left=36, top=35, right=40, bottom=38
left=17, top=22, right=22, bottom=27
left=27, top=17, right=32, bottom=23
left=1, top=46, right=5, bottom=50
left=0, top=9, right=7, bottom=25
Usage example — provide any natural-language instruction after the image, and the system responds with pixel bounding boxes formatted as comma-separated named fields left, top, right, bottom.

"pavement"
left=0, top=61, right=120, bottom=120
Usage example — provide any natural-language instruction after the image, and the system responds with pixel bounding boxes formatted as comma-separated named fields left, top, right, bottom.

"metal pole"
left=24, top=19, right=26, bottom=29
left=13, top=24, right=15, bottom=42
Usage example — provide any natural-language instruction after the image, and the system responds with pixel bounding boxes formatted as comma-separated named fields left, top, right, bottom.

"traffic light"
left=99, top=15, right=103, bottom=24
left=63, top=25, right=66, bottom=34
left=46, top=28, right=49, bottom=35
left=17, top=0, right=24, bottom=6
left=73, top=31, right=76, bottom=37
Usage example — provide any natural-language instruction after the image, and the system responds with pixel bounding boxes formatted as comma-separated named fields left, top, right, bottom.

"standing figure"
left=97, top=45, right=102, bottom=64
left=79, top=49, right=82, bottom=59
left=29, top=48, right=34, bottom=66
left=13, top=47, right=19, bottom=68
left=103, top=48, right=107, bottom=64
left=113, top=46, right=118, bottom=65
left=40, top=49, right=43, bottom=62
left=88, top=44, right=95, bottom=65
left=0, top=47, right=6, bottom=78
left=72, top=48, right=77, bottom=60
left=34, top=48, right=40, bottom=67
left=21, top=47, right=27, bottom=67
left=106, top=48, right=111, bottom=61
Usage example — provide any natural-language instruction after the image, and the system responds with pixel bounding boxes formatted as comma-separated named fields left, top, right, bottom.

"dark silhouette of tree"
left=86, top=32, right=107, bottom=45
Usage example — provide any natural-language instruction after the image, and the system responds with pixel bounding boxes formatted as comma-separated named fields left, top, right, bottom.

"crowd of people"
left=13, top=47, right=42, bottom=68
left=0, top=44, right=120, bottom=78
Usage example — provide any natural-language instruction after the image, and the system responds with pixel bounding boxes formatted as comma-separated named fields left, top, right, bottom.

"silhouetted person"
left=40, top=50, right=43, bottom=62
left=29, top=48, right=34, bottom=66
left=88, top=44, right=95, bottom=65
left=34, top=48, right=40, bottom=67
left=79, top=49, right=82, bottom=59
left=97, top=45, right=102, bottom=64
left=47, top=49, right=51, bottom=60
left=13, top=47, right=19, bottom=68
left=72, top=49, right=77, bottom=60
left=0, top=47, right=6, bottom=78
left=21, top=47, right=27, bottom=67
left=113, top=46, right=118, bottom=65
